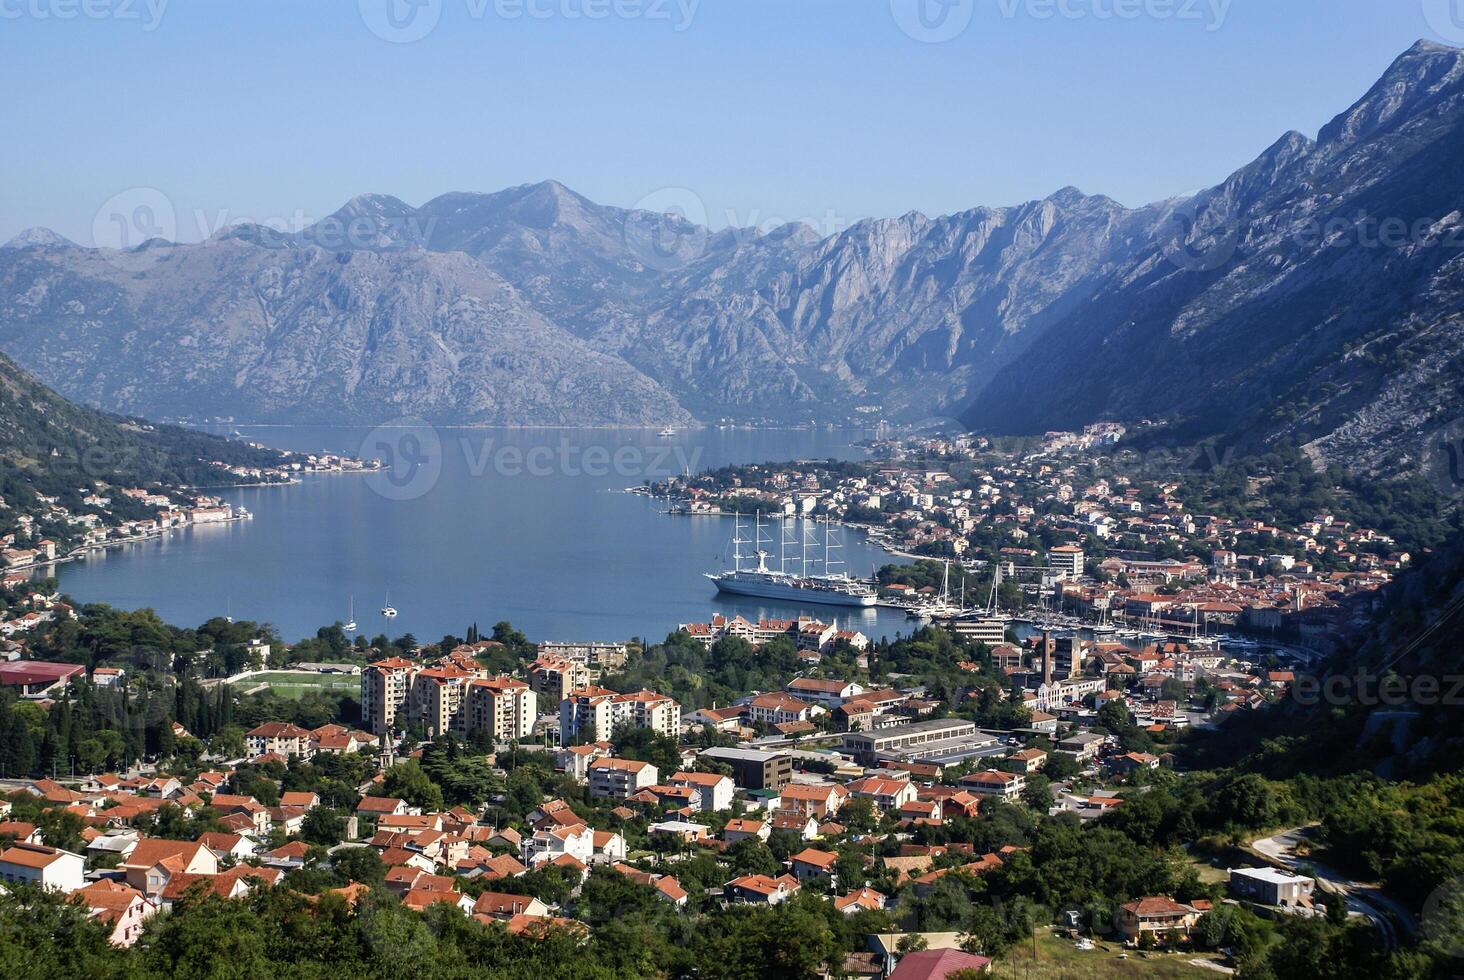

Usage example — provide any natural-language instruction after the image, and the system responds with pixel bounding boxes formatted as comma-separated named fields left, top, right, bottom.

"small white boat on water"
left=381, top=592, right=398, bottom=618
left=344, top=596, right=357, bottom=633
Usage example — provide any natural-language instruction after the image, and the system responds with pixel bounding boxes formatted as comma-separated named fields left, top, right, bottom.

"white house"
left=668, top=771, right=735, bottom=813
left=521, top=823, right=595, bottom=868
left=0, top=842, right=86, bottom=892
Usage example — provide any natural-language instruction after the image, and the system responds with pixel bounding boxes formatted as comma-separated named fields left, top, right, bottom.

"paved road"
left=1250, top=826, right=1417, bottom=951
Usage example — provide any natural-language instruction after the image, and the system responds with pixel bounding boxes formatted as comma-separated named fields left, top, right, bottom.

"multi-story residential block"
left=466, top=676, right=537, bottom=742
left=587, top=757, right=658, bottom=799
left=559, top=686, right=621, bottom=744
left=360, top=657, right=416, bottom=735
left=408, top=664, right=476, bottom=738
left=559, top=687, right=681, bottom=746
left=844, top=776, right=917, bottom=813
left=775, top=782, right=848, bottom=818
left=612, top=689, right=681, bottom=739
left=528, top=654, right=590, bottom=704
left=1048, top=544, right=1085, bottom=578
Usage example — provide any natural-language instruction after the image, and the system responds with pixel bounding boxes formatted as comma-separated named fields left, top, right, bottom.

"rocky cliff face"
left=1, top=41, right=1461, bottom=477
left=0, top=180, right=1161, bottom=426
left=0, top=235, right=691, bottom=425
left=961, top=40, right=1464, bottom=477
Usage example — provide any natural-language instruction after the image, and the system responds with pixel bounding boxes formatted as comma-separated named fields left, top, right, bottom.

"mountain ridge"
left=0, top=41, right=1461, bottom=476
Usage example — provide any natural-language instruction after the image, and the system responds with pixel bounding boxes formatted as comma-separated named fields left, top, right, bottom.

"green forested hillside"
left=0, top=351, right=285, bottom=544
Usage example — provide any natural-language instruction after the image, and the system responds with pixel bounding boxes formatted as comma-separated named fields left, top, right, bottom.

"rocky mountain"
left=0, top=40, right=1461, bottom=471
left=0, top=234, right=692, bottom=425
left=962, top=40, right=1464, bottom=477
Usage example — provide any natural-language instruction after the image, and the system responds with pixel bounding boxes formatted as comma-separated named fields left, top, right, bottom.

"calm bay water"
left=57, top=426, right=918, bottom=645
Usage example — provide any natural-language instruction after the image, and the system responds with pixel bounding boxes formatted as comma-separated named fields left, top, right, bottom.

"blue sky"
left=0, top=0, right=1453, bottom=242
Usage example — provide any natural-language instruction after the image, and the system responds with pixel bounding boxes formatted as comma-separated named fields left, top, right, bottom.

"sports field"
left=232, top=671, right=360, bottom=700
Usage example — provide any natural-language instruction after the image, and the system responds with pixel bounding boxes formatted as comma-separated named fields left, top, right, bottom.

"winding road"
left=1249, top=826, right=1417, bottom=951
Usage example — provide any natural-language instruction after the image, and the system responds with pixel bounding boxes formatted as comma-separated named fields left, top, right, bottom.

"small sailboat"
left=658, top=425, right=676, bottom=437
left=381, top=592, right=398, bottom=618
left=225, top=599, right=234, bottom=625
left=344, top=596, right=357, bottom=633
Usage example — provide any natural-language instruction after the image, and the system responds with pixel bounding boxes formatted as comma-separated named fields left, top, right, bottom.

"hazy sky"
left=1, top=0, right=1454, bottom=243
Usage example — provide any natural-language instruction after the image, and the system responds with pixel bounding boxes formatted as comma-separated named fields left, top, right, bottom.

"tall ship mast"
left=707, top=511, right=877, bottom=608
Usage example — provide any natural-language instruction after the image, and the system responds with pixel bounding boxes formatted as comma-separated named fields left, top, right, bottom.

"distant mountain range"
left=2, top=40, right=1462, bottom=478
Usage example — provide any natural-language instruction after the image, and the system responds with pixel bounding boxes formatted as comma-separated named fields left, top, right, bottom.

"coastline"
left=15, top=469, right=360, bottom=581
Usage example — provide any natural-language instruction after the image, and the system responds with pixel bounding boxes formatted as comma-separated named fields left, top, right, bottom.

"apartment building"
left=409, top=665, right=476, bottom=738
left=360, top=657, right=416, bottom=735
left=1048, top=544, right=1085, bottom=578
left=528, top=654, right=590, bottom=704
left=587, top=757, right=659, bottom=799
left=466, top=676, right=537, bottom=742
left=559, top=687, right=681, bottom=746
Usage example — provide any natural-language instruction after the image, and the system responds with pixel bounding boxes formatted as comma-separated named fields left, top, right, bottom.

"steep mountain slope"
left=961, top=40, right=1464, bottom=476
left=0, top=40, right=1460, bottom=464
left=0, top=236, right=690, bottom=425
left=620, top=190, right=1166, bottom=418
left=0, top=349, right=284, bottom=516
